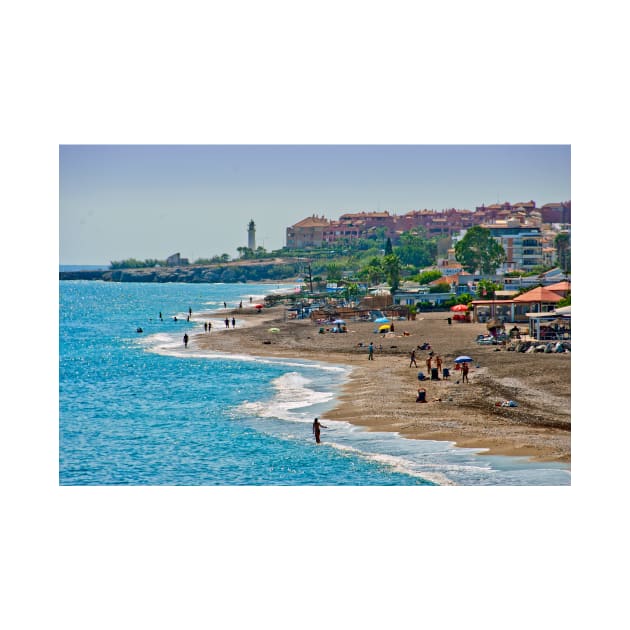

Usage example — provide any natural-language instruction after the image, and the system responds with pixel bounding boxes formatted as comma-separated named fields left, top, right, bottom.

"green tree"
left=237, top=246, right=254, bottom=259
left=555, top=232, right=571, bottom=273
left=415, top=269, right=443, bottom=284
left=382, top=253, right=401, bottom=292
left=476, top=279, right=502, bottom=299
left=326, top=263, right=342, bottom=283
left=342, top=282, right=361, bottom=301
left=557, top=292, right=571, bottom=307
left=384, top=237, right=393, bottom=255
left=395, top=230, right=437, bottom=268
left=359, top=257, right=384, bottom=285
left=454, top=226, right=506, bottom=273
left=429, top=282, right=451, bottom=294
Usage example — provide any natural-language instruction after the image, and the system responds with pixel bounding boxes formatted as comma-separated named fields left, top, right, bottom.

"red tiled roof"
left=544, top=281, right=570, bottom=293
left=513, top=287, right=564, bottom=303
left=291, top=216, right=330, bottom=228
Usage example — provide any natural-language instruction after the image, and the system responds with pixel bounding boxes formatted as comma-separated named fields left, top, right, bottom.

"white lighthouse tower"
left=247, top=219, right=256, bottom=250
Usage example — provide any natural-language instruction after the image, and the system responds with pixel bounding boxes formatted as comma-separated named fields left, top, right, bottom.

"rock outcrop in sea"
left=60, top=261, right=301, bottom=283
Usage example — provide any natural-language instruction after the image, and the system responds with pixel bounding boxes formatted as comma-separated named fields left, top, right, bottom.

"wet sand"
left=192, top=306, right=571, bottom=464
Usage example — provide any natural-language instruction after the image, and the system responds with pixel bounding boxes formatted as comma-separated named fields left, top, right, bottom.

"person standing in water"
left=312, top=417, right=327, bottom=444
left=183, top=333, right=189, bottom=348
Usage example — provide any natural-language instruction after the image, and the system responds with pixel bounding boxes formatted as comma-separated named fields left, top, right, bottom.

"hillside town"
left=286, top=200, right=570, bottom=272
left=66, top=198, right=571, bottom=342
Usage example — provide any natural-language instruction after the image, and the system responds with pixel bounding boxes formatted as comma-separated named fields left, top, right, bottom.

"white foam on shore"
left=143, top=333, right=348, bottom=373
left=328, top=442, right=454, bottom=484
left=238, top=372, right=335, bottom=422
left=137, top=328, right=571, bottom=486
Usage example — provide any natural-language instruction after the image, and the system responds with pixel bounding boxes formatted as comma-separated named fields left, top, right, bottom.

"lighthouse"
left=247, top=219, right=256, bottom=250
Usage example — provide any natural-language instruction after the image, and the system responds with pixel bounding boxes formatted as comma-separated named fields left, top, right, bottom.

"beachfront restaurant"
left=526, top=305, right=571, bottom=341
left=471, top=285, right=567, bottom=324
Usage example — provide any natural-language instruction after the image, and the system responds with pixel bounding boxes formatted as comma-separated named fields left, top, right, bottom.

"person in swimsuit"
left=312, top=417, right=328, bottom=444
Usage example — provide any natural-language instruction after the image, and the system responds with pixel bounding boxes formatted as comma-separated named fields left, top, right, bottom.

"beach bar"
left=526, top=305, right=571, bottom=341
left=471, top=281, right=570, bottom=324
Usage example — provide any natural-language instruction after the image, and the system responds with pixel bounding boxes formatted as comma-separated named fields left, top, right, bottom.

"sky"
left=59, top=144, right=570, bottom=265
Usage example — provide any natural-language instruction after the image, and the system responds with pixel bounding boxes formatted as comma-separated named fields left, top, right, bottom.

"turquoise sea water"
left=59, top=281, right=570, bottom=485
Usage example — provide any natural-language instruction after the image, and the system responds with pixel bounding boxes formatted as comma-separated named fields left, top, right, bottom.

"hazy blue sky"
left=59, top=144, right=570, bottom=265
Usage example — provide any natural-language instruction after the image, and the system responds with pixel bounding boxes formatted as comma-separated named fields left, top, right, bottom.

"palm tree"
left=382, top=253, right=401, bottom=292
left=555, top=232, right=571, bottom=273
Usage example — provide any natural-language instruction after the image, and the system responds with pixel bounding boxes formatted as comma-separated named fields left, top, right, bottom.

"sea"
left=59, top=276, right=571, bottom=485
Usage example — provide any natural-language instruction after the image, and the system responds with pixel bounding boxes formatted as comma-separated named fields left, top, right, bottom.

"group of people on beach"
left=411, top=341, right=472, bottom=402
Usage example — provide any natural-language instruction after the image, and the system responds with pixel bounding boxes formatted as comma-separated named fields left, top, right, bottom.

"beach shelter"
left=513, top=286, right=564, bottom=313
left=378, top=324, right=391, bottom=332
left=333, top=319, right=346, bottom=325
left=374, top=317, right=390, bottom=323
left=254, top=303, right=264, bottom=309
left=486, top=318, right=505, bottom=331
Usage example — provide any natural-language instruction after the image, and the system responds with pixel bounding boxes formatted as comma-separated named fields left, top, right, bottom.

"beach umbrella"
left=254, top=303, right=264, bottom=309
left=378, top=324, right=391, bottom=332
left=268, top=327, right=280, bottom=333
left=374, top=317, right=390, bottom=323
left=333, top=319, right=346, bottom=324
left=450, top=304, right=468, bottom=312
left=454, top=355, right=472, bottom=363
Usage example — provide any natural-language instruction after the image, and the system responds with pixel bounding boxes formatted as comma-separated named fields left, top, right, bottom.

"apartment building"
left=285, top=215, right=330, bottom=248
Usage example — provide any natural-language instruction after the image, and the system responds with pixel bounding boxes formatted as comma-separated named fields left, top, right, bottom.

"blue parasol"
left=374, top=317, right=390, bottom=323
left=454, top=355, right=472, bottom=363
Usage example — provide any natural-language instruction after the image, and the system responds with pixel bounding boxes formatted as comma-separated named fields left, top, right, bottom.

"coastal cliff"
left=59, top=260, right=301, bottom=283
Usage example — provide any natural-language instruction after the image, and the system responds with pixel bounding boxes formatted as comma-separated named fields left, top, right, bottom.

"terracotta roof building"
left=286, top=215, right=331, bottom=249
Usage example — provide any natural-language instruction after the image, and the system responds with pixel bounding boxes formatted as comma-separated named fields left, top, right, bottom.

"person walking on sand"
left=409, top=349, right=417, bottom=367
left=312, top=417, right=327, bottom=444
left=426, top=354, right=432, bottom=373
left=183, top=333, right=189, bottom=348
left=462, top=362, right=469, bottom=383
left=435, top=355, right=442, bottom=376
left=368, top=342, right=374, bottom=360
left=208, top=321, right=212, bottom=332
left=225, top=317, right=230, bottom=328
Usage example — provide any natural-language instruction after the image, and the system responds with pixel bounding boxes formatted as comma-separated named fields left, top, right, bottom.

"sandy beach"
left=192, top=306, right=570, bottom=464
